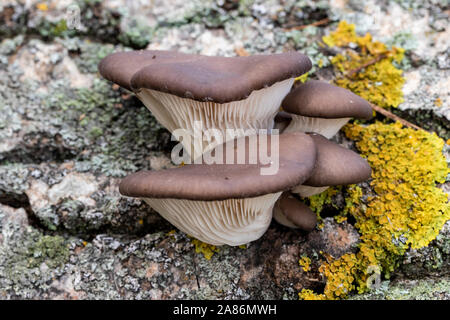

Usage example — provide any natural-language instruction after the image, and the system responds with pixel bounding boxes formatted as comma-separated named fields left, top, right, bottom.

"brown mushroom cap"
left=99, top=50, right=311, bottom=103
left=282, top=80, right=373, bottom=119
left=277, top=192, right=317, bottom=231
left=304, top=133, right=372, bottom=187
left=120, top=132, right=317, bottom=201
left=98, top=50, right=196, bottom=91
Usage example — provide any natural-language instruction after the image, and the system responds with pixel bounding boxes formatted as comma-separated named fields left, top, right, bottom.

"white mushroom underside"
left=283, top=115, right=351, bottom=139
left=137, top=78, right=295, bottom=160
left=272, top=200, right=298, bottom=229
left=144, top=192, right=281, bottom=246
left=291, top=185, right=329, bottom=197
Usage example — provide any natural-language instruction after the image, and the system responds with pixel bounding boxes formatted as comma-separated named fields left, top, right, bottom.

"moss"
left=301, top=122, right=449, bottom=300
left=323, top=21, right=405, bottom=109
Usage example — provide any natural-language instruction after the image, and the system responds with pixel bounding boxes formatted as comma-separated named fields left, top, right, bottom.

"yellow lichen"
left=308, top=187, right=339, bottom=214
left=299, top=289, right=326, bottom=300
left=36, top=3, right=49, bottom=11
left=191, top=238, right=220, bottom=260
left=307, top=187, right=339, bottom=228
left=167, top=229, right=177, bottom=239
left=301, top=122, right=449, bottom=300
left=322, top=21, right=357, bottom=47
left=434, top=98, right=442, bottom=107
left=345, top=122, right=449, bottom=250
left=299, top=256, right=312, bottom=272
left=323, top=21, right=405, bottom=109
left=295, top=72, right=309, bottom=83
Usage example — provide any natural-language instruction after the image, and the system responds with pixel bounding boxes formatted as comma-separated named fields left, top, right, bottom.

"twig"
left=370, top=103, right=425, bottom=131
left=331, top=54, right=424, bottom=131
left=283, top=18, right=330, bottom=31
left=345, top=53, right=387, bottom=78
left=305, top=277, right=321, bottom=282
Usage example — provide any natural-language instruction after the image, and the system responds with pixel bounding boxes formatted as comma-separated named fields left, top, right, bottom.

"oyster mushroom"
left=119, top=132, right=317, bottom=246
left=99, top=50, right=311, bottom=159
left=273, top=192, right=317, bottom=231
left=282, top=80, right=372, bottom=138
left=292, top=133, right=372, bottom=197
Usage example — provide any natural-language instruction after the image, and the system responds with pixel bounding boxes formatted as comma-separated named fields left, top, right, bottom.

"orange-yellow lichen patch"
left=300, top=122, right=449, bottom=300
left=36, top=3, right=49, bottom=11
left=299, top=256, right=312, bottom=272
left=434, top=98, right=443, bottom=107
left=191, top=238, right=220, bottom=260
left=323, top=21, right=405, bottom=109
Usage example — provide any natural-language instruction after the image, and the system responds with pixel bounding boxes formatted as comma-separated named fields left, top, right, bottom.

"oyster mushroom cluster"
left=98, top=50, right=372, bottom=246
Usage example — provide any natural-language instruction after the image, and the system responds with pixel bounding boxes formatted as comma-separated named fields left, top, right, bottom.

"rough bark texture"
left=0, top=0, right=448, bottom=299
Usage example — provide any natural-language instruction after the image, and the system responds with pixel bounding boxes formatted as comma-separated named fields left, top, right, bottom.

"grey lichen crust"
left=0, top=0, right=449, bottom=299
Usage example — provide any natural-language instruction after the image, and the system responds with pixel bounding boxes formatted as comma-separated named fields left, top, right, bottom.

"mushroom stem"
left=273, top=202, right=298, bottom=228
left=283, top=115, right=351, bottom=139
left=144, top=192, right=281, bottom=246
left=273, top=192, right=317, bottom=231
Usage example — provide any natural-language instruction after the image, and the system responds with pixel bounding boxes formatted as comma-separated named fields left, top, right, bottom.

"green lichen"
left=26, top=235, right=70, bottom=268
left=350, top=278, right=450, bottom=300
left=118, top=18, right=154, bottom=49
left=38, top=19, right=76, bottom=39
left=161, top=1, right=232, bottom=28
left=286, top=26, right=331, bottom=75
left=300, top=122, right=449, bottom=300
left=0, top=228, right=70, bottom=295
left=71, top=41, right=115, bottom=73
left=41, top=78, right=167, bottom=176
left=323, top=21, right=405, bottom=109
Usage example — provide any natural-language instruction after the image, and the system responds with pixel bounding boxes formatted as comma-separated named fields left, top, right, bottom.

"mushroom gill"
left=99, top=50, right=311, bottom=160
left=119, top=132, right=317, bottom=246
left=281, top=80, right=372, bottom=138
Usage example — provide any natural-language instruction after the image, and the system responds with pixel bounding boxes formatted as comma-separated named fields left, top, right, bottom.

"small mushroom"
left=119, top=132, right=317, bottom=246
left=273, top=192, right=317, bottom=231
left=292, top=133, right=372, bottom=197
left=99, top=50, right=311, bottom=159
left=281, top=80, right=372, bottom=138
left=273, top=111, right=292, bottom=133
